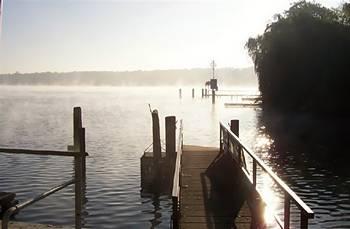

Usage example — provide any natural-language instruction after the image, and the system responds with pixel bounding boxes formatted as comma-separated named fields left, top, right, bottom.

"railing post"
left=165, top=116, right=176, bottom=159
left=300, top=211, right=309, bottom=229
left=73, top=107, right=83, bottom=229
left=253, top=160, right=257, bottom=187
left=284, top=193, right=290, bottom=229
left=219, top=125, right=222, bottom=153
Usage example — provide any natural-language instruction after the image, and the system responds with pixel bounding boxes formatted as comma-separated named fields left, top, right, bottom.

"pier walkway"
left=171, top=120, right=314, bottom=229
left=179, top=145, right=252, bottom=229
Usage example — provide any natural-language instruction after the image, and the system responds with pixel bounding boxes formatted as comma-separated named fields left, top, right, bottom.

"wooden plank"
left=179, top=145, right=253, bottom=229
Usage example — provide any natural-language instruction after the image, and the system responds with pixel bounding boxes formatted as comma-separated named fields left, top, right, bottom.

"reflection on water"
left=0, top=86, right=349, bottom=228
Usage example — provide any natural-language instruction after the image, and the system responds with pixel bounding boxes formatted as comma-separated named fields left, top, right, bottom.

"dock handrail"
left=219, top=121, right=314, bottom=229
left=171, top=119, right=183, bottom=228
left=0, top=107, right=87, bottom=229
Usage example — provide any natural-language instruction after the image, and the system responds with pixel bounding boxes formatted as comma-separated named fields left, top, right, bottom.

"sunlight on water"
left=0, top=86, right=349, bottom=228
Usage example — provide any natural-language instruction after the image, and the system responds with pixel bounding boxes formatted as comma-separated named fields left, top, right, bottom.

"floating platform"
left=224, top=103, right=261, bottom=108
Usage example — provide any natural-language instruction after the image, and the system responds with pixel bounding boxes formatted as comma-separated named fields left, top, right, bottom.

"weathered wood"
left=73, top=107, right=83, bottom=229
left=165, top=116, right=176, bottom=159
left=284, top=194, right=291, bottom=229
left=152, top=110, right=161, bottom=160
left=179, top=145, right=253, bottom=229
left=230, top=120, right=239, bottom=137
left=0, top=148, right=86, bottom=157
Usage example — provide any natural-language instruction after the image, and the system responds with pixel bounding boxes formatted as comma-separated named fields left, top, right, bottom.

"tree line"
left=246, top=1, right=350, bottom=116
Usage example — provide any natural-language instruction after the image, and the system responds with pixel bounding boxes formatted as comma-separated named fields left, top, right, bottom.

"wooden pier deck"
left=179, top=145, right=252, bottom=229
left=171, top=120, right=314, bottom=229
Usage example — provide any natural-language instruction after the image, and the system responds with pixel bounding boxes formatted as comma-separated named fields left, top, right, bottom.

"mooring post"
left=212, top=90, right=215, bottom=104
left=192, top=88, right=195, bottom=98
left=152, top=110, right=161, bottom=160
left=230, top=120, right=239, bottom=137
left=165, top=116, right=176, bottom=159
left=179, top=88, right=182, bottom=99
left=73, top=107, right=83, bottom=229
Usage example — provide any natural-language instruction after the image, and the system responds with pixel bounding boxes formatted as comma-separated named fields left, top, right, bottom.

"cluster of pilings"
left=140, top=110, right=177, bottom=194
left=178, top=88, right=216, bottom=103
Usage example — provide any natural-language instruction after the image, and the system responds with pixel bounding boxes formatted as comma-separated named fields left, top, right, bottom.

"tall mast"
left=210, top=60, right=216, bottom=79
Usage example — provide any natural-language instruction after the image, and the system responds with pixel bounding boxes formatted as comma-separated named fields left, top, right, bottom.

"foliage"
left=246, top=1, right=350, bottom=116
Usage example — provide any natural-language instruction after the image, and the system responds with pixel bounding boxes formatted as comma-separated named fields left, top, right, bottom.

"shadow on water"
left=258, top=111, right=350, bottom=175
left=256, top=110, right=350, bottom=228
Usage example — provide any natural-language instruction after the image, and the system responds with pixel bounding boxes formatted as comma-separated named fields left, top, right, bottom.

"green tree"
left=246, top=1, right=350, bottom=116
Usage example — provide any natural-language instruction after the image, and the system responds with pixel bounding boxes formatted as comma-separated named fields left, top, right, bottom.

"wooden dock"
left=179, top=145, right=253, bottom=229
left=172, top=120, right=314, bottom=229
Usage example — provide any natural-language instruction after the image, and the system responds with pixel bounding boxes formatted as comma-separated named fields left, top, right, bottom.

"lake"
left=0, top=86, right=349, bottom=228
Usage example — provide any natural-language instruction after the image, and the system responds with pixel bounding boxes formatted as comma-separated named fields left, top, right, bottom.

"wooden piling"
left=192, top=88, right=195, bottom=98
left=179, top=88, right=182, bottom=99
left=165, top=116, right=176, bottom=159
left=73, top=107, right=83, bottom=229
left=201, top=89, right=204, bottom=98
left=152, top=110, right=161, bottom=160
left=212, top=89, right=215, bottom=104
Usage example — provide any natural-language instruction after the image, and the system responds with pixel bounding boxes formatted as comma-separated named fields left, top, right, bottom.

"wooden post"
left=212, top=90, right=215, bottom=104
left=284, top=194, right=291, bottom=229
left=192, top=88, right=195, bottom=98
left=300, top=211, right=309, bottom=229
left=253, top=160, right=257, bottom=187
left=230, top=120, right=239, bottom=137
left=152, top=110, right=161, bottom=160
left=205, top=89, right=207, bottom=97
left=179, top=88, right=182, bottom=99
left=201, top=89, right=204, bottom=98
left=165, top=116, right=176, bottom=159
left=73, top=107, right=83, bottom=229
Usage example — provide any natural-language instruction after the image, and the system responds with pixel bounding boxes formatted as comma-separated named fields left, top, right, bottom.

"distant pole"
left=179, top=88, right=182, bottom=99
left=212, top=90, right=215, bottom=104
left=205, top=89, right=208, bottom=97
left=165, top=116, right=176, bottom=159
left=192, top=88, right=195, bottom=98
left=152, top=110, right=161, bottom=161
left=201, top=89, right=204, bottom=98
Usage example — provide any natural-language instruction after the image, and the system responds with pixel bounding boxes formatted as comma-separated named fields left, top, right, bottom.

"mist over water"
left=0, top=86, right=349, bottom=228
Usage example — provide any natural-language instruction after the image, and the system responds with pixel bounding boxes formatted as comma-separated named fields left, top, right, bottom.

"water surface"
left=0, top=86, right=349, bottom=228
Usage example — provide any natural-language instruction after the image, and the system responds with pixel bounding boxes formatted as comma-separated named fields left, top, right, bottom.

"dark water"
left=0, top=86, right=349, bottom=228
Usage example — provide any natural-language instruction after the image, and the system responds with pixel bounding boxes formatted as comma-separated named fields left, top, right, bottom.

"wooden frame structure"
left=0, top=107, right=87, bottom=229
left=220, top=120, right=314, bottom=229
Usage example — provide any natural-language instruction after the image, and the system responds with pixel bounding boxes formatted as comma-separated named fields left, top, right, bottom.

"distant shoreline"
left=0, top=67, right=257, bottom=87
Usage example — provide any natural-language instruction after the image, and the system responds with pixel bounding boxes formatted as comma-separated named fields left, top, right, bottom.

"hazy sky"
left=0, top=0, right=343, bottom=74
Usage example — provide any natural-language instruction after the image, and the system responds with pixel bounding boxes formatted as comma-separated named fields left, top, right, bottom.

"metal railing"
left=171, top=120, right=183, bottom=229
left=0, top=107, right=87, bottom=229
left=220, top=121, right=314, bottom=229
